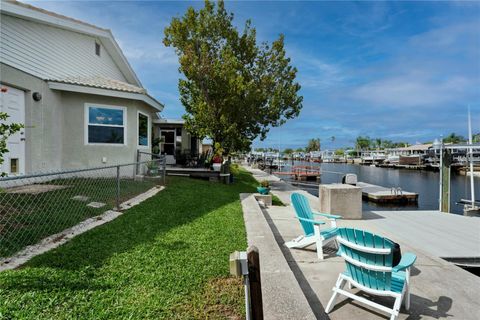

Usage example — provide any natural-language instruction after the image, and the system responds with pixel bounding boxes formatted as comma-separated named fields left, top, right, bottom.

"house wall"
left=1, top=63, right=156, bottom=172
left=61, top=92, right=154, bottom=169
left=0, top=63, right=63, bottom=173
left=0, top=13, right=127, bottom=82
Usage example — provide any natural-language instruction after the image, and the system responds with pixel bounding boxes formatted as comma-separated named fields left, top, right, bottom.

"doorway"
left=0, top=85, right=25, bottom=175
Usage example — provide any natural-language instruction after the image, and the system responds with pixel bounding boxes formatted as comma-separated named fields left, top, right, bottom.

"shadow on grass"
left=0, top=270, right=112, bottom=292
left=23, top=169, right=257, bottom=272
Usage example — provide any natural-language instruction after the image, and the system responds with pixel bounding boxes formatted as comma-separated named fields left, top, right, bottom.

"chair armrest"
left=393, top=252, right=417, bottom=272
left=297, top=217, right=325, bottom=225
left=312, top=211, right=342, bottom=220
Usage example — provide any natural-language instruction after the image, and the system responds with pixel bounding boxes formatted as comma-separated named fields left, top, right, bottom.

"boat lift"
left=436, top=108, right=480, bottom=215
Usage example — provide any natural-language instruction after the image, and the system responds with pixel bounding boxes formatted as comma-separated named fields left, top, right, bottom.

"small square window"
left=95, top=42, right=101, bottom=56
left=10, top=158, right=18, bottom=173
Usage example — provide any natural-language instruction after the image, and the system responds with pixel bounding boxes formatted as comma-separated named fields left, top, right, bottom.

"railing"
left=0, top=157, right=166, bottom=260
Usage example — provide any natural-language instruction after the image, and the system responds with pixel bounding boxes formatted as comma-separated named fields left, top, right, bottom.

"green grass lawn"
left=0, top=176, right=159, bottom=257
left=0, top=167, right=257, bottom=319
left=271, top=194, right=285, bottom=206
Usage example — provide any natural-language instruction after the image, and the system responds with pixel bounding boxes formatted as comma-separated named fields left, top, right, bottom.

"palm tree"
left=306, top=138, right=321, bottom=152
left=443, top=133, right=466, bottom=144
left=355, top=136, right=371, bottom=151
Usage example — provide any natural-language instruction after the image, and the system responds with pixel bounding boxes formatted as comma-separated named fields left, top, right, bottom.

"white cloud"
left=351, top=75, right=470, bottom=108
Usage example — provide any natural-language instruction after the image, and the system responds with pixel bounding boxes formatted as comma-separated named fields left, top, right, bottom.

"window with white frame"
left=138, top=112, right=149, bottom=147
left=86, top=105, right=126, bottom=144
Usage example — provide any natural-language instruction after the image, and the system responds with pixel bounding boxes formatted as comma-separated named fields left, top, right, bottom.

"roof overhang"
left=1, top=1, right=142, bottom=87
left=48, top=81, right=164, bottom=112
left=153, top=119, right=185, bottom=125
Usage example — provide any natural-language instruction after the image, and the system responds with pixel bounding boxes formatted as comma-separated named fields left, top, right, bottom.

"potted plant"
left=257, top=180, right=270, bottom=195
left=211, top=143, right=224, bottom=172
left=212, top=154, right=223, bottom=172
left=146, top=161, right=159, bottom=176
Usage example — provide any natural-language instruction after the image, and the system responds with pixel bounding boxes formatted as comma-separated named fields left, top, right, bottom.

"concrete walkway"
left=242, top=166, right=480, bottom=319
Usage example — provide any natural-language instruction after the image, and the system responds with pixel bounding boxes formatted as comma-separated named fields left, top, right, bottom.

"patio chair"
left=285, top=192, right=341, bottom=259
left=325, top=227, right=417, bottom=320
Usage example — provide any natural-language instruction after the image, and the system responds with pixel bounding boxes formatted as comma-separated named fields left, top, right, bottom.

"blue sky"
left=28, top=1, right=480, bottom=150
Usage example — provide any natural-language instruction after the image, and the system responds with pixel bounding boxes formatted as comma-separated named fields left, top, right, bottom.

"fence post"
left=136, top=150, right=141, bottom=176
left=247, top=246, right=263, bottom=320
left=116, top=165, right=121, bottom=210
left=162, top=155, right=166, bottom=185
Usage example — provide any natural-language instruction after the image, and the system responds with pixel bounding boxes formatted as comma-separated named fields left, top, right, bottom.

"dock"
left=273, top=165, right=321, bottom=181
left=357, top=181, right=418, bottom=203
left=242, top=165, right=480, bottom=320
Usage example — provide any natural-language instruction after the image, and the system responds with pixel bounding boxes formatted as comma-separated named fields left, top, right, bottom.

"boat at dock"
left=274, top=165, right=321, bottom=181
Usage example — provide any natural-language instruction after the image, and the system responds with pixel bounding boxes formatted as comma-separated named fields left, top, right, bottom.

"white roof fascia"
left=1, top=1, right=142, bottom=86
left=48, top=81, right=164, bottom=112
left=153, top=119, right=185, bottom=125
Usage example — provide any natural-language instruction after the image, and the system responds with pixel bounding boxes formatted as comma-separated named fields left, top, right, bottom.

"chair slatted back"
left=337, top=228, right=394, bottom=291
left=291, top=193, right=314, bottom=236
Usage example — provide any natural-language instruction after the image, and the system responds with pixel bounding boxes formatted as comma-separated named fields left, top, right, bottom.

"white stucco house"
left=0, top=0, right=164, bottom=175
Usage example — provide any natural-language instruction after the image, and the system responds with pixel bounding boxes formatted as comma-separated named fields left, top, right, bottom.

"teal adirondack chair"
left=325, top=227, right=417, bottom=320
left=285, top=193, right=341, bottom=259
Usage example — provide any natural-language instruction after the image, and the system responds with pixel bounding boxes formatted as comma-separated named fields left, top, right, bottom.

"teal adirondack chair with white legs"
left=325, top=228, right=417, bottom=320
left=285, top=192, right=341, bottom=259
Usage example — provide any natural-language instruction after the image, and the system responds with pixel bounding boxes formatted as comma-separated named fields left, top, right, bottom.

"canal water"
left=275, top=162, right=480, bottom=215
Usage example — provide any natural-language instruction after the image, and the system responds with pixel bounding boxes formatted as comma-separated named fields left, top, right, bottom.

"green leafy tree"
left=305, top=138, right=321, bottom=152
left=295, top=147, right=304, bottom=152
left=164, top=0, right=303, bottom=154
left=473, top=133, right=480, bottom=143
left=382, top=139, right=394, bottom=149
left=348, top=150, right=358, bottom=157
left=443, top=132, right=466, bottom=144
left=283, top=148, right=293, bottom=154
left=0, top=112, right=24, bottom=176
left=334, top=149, right=345, bottom=156
left=374, top=138, right=382, bottom=149
left=355, top=136, right=371, bottom=151
left=394, top=141, right=410, bottom=148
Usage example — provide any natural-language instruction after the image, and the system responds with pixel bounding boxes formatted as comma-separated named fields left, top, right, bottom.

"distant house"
left=153, top=119, right=202, bottom=165
left=0, top=1, right=163, bottom=175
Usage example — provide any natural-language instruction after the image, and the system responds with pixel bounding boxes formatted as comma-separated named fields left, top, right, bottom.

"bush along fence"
left=0, top=156, right=166, bottom=259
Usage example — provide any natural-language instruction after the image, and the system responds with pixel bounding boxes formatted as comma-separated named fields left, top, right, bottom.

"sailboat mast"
left=468, top=106, right=475, bottom=207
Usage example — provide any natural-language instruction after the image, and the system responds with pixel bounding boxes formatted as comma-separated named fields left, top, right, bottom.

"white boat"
left=273, top=159, right=287, bottom=168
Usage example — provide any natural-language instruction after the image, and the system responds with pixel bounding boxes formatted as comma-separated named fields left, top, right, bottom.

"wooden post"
left=247, top=246, right=263, bottom=320
left=441, top=149, right=452, bottom=213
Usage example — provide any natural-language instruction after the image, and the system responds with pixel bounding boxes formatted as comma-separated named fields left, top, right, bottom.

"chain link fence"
left=0, top=157, right=166, bottom=259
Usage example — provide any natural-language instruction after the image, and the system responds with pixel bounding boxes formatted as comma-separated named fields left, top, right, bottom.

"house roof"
left=48, top=80, right=164, bottom=111
left=1, top=0, right=141, bottom=86
left=1, top=0, right=164, bottom=111
left=5, top=0, right=109, bottom=32
left=53, top=76, right=147, bottom=94
left=394, top=143, right=432, bottom=152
